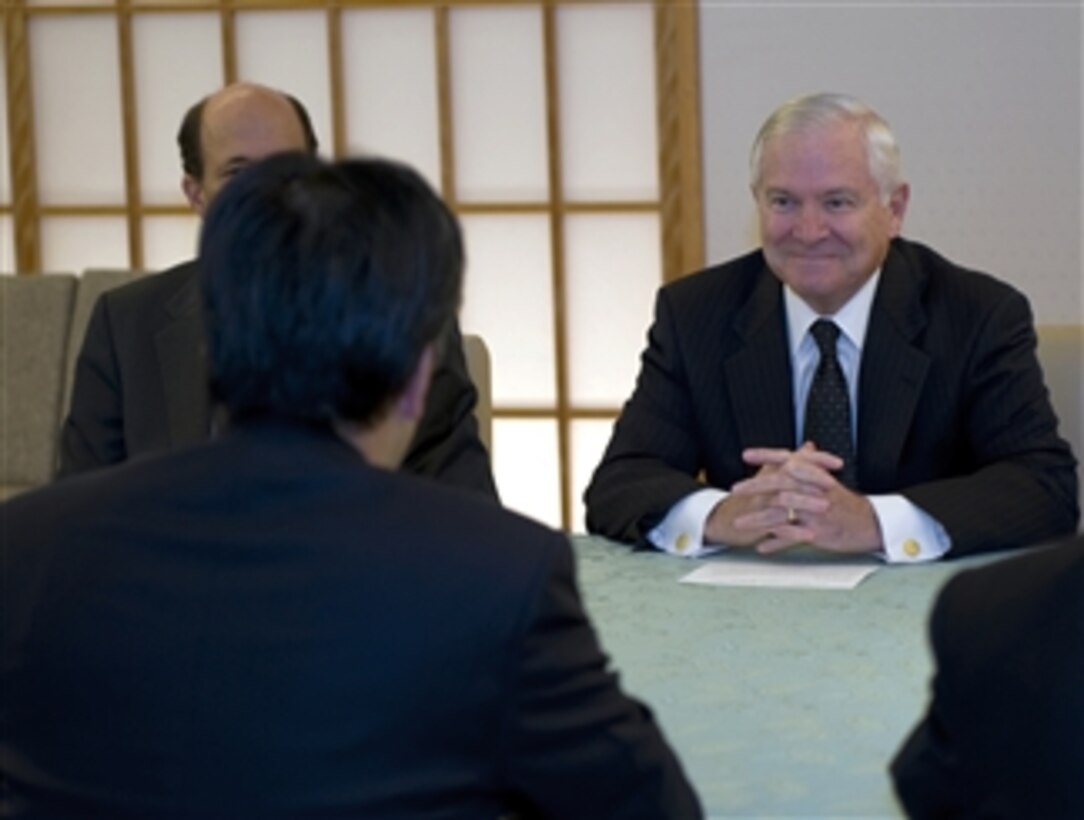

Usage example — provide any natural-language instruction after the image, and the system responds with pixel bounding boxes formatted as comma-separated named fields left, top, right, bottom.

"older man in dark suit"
left=2, top=154, right=700, bottom=817
left=585, top=92, right=1077, bottom=562
left=892, top=535, right=1084, bottom=816
left=58, top=81, right=497, bottom=499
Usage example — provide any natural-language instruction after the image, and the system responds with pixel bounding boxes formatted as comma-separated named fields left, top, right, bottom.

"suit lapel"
left=155, top=262, right=211, bottom=446
left=857, top=244, right=931, bottom=488
left=724, top=269, right=796, bottom=450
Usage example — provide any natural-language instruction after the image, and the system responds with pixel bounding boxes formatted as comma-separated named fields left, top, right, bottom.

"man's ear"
left=887, top=182, right=910, bottom=237
left=181, top=174, right=207, bottom=216
left=395, top=345, right=435, bottom=422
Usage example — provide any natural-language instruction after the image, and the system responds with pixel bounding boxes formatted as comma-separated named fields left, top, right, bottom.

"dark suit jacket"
left=585, top=238, right=1078, bottom=556
left=891, top=536, right=1084, bottom=817
left=2, top=421, right=701, bottom=818
left=58, top=260, right=499, bottom=499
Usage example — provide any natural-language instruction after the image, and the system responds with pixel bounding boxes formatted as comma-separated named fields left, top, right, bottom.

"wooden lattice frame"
left=2, top=0, right=703, bottom=529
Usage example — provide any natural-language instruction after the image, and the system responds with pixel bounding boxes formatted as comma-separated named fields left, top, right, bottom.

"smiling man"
left=585, top=92, right=1078, bottom=562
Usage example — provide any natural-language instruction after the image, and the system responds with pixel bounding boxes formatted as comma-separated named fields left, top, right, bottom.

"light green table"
left=571, top=535, right=1001, bottom=819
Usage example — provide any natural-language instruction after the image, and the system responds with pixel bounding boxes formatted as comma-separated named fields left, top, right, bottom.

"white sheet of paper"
left=679, top=554, right=879, bottom=590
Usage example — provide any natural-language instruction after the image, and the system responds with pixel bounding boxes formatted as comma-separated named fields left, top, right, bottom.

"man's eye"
left=768, top=195, right=793, bottom=210
left=825, top=197, right=854, bottom=211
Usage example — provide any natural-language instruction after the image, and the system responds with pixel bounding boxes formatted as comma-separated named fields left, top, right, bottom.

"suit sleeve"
left=499, top=534, right=702, bottom=818
left=57, top=294, right=126, bottom=477
left=584, top=289, right=710, bottom=545
left=400, top=320, right=499, bottom=501
left=902, top=291, right=1079, bottom=555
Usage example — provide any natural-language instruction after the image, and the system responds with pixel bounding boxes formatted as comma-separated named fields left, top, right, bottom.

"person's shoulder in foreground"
left=57, top=81, right=497, bottom=500
left=2, top=151, right=700, bottom=818
left=891, top=534, right=1084, bottom=818
left=4, top=432, right=701, bottom=819
left=584, top=90, right=1077, bottom=562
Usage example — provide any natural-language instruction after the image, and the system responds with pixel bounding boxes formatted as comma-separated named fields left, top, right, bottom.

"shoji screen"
left=2, top=0, right=703, bottom=531
left=0, top=29, right=11, bottom=272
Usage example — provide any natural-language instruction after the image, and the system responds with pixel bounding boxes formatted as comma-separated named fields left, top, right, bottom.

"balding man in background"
left=59, top=82, right=497, bottom=499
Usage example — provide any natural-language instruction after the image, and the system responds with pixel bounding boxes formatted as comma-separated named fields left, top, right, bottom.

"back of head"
left=749, top=91, right=903, bottom=201
left=199, top=152, right=463, bottom=427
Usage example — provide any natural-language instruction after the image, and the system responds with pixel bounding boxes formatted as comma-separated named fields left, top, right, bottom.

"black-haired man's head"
left=199, top=152, right=463, bottom=465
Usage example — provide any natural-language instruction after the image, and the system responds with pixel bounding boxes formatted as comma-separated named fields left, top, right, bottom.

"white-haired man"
left=586, top=92, right=1077, bottom=561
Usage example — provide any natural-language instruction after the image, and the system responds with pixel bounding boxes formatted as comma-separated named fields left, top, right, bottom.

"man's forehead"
left=200, top=93, right=306, bottom=159
left=761, top=182, right=863, bottom=195
left=767, top=119, right=863, bottom=152
left=203, top=87, right=297, bottom=132
left=762, top=126, right=871, bottom=173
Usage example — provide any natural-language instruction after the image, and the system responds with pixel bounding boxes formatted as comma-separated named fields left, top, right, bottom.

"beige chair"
left=0, top=274, right=78, bottom=499
left=1036, top=324, right=1084, bottom=517
left=462, top=333, right=492, bottom=456
left=0, top=268, right=489, bottom=499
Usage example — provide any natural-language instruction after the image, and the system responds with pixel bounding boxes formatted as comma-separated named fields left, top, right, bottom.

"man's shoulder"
left=81, top=261, right=203, bottom=348
left=661, top=248, right=768, bottom=309
left=99, top=260, right=200, bottom=313
left=2, top=468, right=120, bottom=542
left=407, top=472, right=570, bottom=558
left=945, top=535, right=1084, bottom=602
left=933, top=536, right=1084, bottom=645
left=221, top=424, right=571, bottom=563
left=11, top=432, right=570, bottom=569
left=890, top=238, right=1024, bottom=304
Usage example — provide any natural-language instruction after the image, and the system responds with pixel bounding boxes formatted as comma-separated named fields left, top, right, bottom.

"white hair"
left=749, top=92, right=904, bottom=202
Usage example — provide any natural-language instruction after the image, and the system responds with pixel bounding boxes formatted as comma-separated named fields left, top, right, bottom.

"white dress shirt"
left=648, top=271, right=951, bottom=563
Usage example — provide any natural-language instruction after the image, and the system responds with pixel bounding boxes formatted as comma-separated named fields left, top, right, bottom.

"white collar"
left=784, top=270, right=881, bottom=356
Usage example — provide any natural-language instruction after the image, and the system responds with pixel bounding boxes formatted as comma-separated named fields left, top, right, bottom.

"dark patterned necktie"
left=804, top=319, right=856, bottom=487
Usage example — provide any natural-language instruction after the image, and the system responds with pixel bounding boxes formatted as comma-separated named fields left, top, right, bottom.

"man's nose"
left=793, top=205, right=828, bottom=242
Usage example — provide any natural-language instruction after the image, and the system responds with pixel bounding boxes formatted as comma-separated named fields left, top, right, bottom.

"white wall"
left=698, top=2, right=1083, bottom=323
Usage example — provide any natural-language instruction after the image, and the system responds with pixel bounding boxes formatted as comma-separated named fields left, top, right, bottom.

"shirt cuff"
left=646, top=488, right=726, bottom=558
left=868, top=494, right=952, bottom=563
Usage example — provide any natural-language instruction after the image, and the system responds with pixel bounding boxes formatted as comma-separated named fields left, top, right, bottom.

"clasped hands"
left=705, top=442, right=882, bottom=555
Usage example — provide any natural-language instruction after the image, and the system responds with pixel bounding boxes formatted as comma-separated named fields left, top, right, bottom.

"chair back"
left=462, top=334, right=492, bottom=456
left=1, top=274, right=77, bottom=499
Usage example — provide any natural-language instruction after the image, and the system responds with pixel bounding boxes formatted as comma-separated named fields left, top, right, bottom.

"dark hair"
left=177, top=91, right=319, bottom=179
left=199, top=152, right=463, bottom=427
